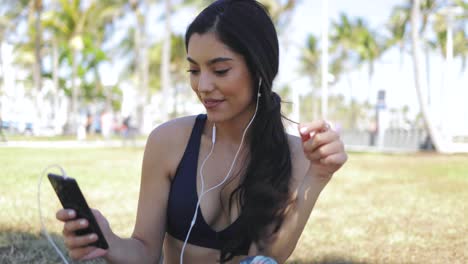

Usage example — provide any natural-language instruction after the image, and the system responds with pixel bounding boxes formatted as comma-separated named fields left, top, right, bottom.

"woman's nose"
left=197, top=73, right=214, bottom=93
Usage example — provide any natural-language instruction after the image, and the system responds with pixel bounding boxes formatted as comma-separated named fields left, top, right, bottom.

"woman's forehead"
left=187, top=32, right=239, bottom=63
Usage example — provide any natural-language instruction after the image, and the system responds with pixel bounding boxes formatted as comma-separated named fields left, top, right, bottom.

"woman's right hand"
left=56, top=208, right=111, bottom=261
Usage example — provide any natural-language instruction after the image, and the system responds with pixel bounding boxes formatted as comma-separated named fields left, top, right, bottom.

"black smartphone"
left=47, top=173, right=109, bottom=249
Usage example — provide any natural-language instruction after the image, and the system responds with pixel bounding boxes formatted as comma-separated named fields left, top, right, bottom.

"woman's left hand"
left=299, top=120, right=347, bottom=182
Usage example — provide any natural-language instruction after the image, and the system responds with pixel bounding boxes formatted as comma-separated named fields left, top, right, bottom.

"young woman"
left=56, top=1, right=347, bottom=263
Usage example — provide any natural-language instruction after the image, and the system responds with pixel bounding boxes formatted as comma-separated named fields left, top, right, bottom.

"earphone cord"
left=38, top=165, right=71, bottom=264
left=180, top=86, right=261, bottom=264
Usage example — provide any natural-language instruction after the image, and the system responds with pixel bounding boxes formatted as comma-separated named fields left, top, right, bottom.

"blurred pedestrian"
left=100, top=109, right=113, bottom=140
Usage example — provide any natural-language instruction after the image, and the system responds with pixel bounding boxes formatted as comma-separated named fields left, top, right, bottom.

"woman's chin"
left=206, top=109, right=235, bottom=123
left=205, top=112, right=225, bottom=122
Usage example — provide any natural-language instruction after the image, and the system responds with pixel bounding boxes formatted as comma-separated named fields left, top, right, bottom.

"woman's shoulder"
left=145, top=115, right=201, bottom=159
left=147, top=115, right=200, bottom=143
left=144, top=115, right=202, bottom=176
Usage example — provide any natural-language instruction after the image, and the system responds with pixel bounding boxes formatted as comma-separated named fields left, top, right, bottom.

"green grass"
left=0, top=148, right=467, bottom=263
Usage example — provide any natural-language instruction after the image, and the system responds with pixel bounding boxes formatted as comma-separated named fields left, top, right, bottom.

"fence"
left=341, top=128, right=428, bottom=151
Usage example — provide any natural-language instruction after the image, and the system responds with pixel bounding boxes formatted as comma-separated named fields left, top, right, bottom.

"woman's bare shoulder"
left=147, top=115, right=198, bottom=143
left=145, top=115, right=200, bottom=175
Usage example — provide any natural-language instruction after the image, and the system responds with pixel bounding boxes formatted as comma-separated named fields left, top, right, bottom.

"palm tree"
left=429, top=4, right=468, bottom=71
left=329, top=14, right=359, bottom=100
left=387, top=0, right=467, bottom=152
left=386, top=5, right=411, bottom=66
left=43, top=0, right=123, bottom=134
left=301, top=34, right=343, bottom=120
left=411, top=0, right=448, bottom=152
left=161, top=0, right=173, bottom=122
left=129, top=0, right=149, bottom=131
left=352, top=18, right=385, bottom=103
left=387, top=0, right=438, bottom=102
left=32, top=0, right=43, bottom=98
left=259, top=0, right=300, bottom=30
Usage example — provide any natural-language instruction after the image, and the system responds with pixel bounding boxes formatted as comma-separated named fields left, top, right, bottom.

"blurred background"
left=0, top=1, right=467, bottom=263
left=0, top=0, right=466, bottom=152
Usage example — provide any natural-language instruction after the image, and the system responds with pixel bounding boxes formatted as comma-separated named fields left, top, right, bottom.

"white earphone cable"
left=180, top=80, right=262, bottom=263
left=38, top=165, right=71, bottom=264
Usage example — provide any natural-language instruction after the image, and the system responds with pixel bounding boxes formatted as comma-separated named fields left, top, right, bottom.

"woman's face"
left=187, top=32, right=255, bottom=123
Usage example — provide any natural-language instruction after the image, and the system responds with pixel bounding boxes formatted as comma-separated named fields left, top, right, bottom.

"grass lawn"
left=0, top=147, right=467, bottom=263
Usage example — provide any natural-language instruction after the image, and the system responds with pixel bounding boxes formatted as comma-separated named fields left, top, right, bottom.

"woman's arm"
left=250, top=121, right=347, bottom=263
left=248, top=165, right=331, bottom=263
left=105, top=122, right=179, bottom=263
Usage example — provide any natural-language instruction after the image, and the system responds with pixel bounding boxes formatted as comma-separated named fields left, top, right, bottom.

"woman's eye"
left=214, top=69, right=230, bottom=75
left=187, top=69, right=199, bottom=75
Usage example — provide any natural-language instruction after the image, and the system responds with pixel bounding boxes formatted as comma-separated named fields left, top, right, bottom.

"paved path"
left=0, top=140, right=146, bottom=148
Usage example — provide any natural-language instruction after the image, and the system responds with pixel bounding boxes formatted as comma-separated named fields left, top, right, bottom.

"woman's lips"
left=203, top=99, right=225, bottom=109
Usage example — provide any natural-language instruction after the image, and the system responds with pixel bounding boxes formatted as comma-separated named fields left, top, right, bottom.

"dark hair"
left=185, top=0, right=293, bottom=261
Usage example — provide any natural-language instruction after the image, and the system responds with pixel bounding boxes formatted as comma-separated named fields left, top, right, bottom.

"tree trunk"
left=132, top=0, right=150, bottom=133
left=160, top=0, right=172, bottom=121
left=141, top=0, right=150, bottom=126
left=411, top=0, right=447, bottom=152
left=134, top=3, right=143, bottom=132
left=33, top=0, right=43, bottom=132
left=71, top=48, right=79, bottom=135
left=52, top=38, right=61, bottom=134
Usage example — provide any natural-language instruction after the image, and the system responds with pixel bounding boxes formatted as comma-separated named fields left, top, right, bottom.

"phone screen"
left=48, top=173, right=109, bottom=249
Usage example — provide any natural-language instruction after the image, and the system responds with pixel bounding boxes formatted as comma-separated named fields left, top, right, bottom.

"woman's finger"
left=68, top=246, right=105, bottom=261
left=298, top=120, right=329, bottom=141
left=320, top=152, right=348, bottom=167
left=80, top=248, right=108, bottom=261
left=56, top=209, right=76, bottom=221
left=63, top=218, right=88, bottom=234
left=303, top=130, right=339, bottom=153
left=306, top=140, right=343, bottom=161
left=64, top=233, right=98, bottom=249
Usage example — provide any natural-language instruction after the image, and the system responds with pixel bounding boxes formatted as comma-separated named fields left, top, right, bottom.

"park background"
left=0, top=0, right=467, bottom=263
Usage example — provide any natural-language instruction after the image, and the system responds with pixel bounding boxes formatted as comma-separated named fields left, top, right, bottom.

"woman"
left=56, top=0, right=347, bottom=263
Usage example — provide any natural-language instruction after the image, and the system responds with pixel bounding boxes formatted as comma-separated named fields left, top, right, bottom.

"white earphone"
left=258, top=77, right=262, bottom=97
left=179, top=77, right=263, bottom=264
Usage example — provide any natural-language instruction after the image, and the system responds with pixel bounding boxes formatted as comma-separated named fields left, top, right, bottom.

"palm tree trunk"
left=141, top=0, right=150, bottom=120
left=161, top=0, right=172, bottom=120
left=411, top=0, right=447, bottom=152
left=71, top=48, right=78, bottom=134
left=52, top=38, right=61, bottom=134
left=33, top=0, right=43, bottom=130
left=134, top=5, right=143, bottom=132
left=132, top=0, right=149, bottom=133
left=140, top=0, right=150, bottom=131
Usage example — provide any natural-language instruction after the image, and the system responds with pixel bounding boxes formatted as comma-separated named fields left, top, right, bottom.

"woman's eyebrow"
left=186, top=56, right=233, bottom=65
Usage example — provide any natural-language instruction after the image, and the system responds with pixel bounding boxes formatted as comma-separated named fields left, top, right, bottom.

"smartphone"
left=47, top=173, right=109, bottom=249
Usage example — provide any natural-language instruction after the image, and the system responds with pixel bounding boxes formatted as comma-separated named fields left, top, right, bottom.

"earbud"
left=212, top=124, right=216, bottom=144
left=258, top=77, right=262, bottom=97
